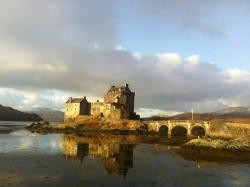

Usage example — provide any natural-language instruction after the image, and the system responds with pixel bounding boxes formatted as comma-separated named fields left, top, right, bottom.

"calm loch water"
left=0, top=122, right=250, bottom=187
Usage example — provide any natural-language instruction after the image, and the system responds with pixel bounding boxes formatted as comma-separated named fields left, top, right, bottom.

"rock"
left=178, top=136, right=250, bottom=162
left=183, top=136, right=250, bottom=150
left=27, top=120, right=50, bottom=129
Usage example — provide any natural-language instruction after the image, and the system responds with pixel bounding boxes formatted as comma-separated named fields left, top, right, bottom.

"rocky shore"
left=178, top=136, right=250, bottom=162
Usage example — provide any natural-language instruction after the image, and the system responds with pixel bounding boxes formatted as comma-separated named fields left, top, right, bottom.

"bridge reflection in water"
left=62, top=135, right=134, bottom=177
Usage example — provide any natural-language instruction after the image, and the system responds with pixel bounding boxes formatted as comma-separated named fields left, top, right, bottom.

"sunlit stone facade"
left=64, top=84, right=139, bottom=122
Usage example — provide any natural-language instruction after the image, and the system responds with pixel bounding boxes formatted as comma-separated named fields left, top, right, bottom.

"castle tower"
left=104, top=83, right=135, bottom=119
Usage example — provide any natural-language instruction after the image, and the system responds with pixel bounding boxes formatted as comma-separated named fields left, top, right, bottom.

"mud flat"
left=178, top=136, right=250, bottom=162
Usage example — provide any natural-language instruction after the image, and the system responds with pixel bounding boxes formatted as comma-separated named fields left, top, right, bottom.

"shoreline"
left=178, top=136, right=250, bottom=162
left=25, top=120, right=250, bottom=162
left=25, top=119, right=147, bottom=135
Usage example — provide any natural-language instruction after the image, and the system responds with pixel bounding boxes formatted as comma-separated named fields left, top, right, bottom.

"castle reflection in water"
left=62, top=134, right=134, bottom=176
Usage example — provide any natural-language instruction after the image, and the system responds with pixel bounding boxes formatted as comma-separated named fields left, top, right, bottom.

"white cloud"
left=1, top=47, right=250, bottom=115
left=155, top=53, right=182, bottom=67
left=133, top=52, right=143, bottom=61
left=0, top=0, right=250, bottom=116
left=223, top=69, right=250, bottom=83
left=185, top=55, right=200, bottom=66
left=219, top=92, right=250, bottom=108
left=115, top=45, right=127, bottom=51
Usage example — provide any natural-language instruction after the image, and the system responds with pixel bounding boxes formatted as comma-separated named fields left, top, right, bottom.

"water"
left=0, top=123, right=250, bottom=187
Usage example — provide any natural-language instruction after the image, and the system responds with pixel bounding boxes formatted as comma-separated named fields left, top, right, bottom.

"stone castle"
left=64, top=84, right=139, bottom=122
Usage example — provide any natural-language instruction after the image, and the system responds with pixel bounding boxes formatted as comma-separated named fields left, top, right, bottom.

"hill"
left=143, top=107, right=250, bottom=123
left=212, top=107, right=250, bottom=117
left=0, top=104, right=42, bottom=122
left=26, top=107, right=64, bottom=122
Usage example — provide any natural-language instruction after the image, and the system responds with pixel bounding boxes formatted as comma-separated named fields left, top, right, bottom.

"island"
left=26, top=84, right=250, bottom=161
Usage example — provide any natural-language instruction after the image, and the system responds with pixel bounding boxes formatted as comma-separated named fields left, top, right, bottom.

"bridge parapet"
left=144, top=120, right=211, bottom=137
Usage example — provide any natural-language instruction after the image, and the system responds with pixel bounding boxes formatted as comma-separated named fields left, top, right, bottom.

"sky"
left=0, top=0, right=250, bottom=117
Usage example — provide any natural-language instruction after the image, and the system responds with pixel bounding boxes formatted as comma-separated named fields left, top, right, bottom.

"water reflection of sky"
left=0, top=121, right=29, bottom=126
left=0, top=130, right=63, bottom=154
left=0, top=129, right=250, bottom=187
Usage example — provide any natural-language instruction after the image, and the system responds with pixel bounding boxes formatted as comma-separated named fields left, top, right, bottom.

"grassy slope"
left=0, top=104, right=42, bottom=122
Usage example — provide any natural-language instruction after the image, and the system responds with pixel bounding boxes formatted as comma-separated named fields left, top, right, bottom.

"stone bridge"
left=145, top=120, right=211, bottom=137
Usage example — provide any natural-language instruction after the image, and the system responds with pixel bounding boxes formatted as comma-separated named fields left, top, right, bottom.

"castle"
left=64, top=84, right=139, bottom=122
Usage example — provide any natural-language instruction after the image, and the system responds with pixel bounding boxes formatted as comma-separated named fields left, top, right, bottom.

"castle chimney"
left=68, top=97, right=72, bottom=103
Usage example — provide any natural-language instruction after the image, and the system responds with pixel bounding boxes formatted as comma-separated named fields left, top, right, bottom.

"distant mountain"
left=26, top=107, right=64, bottom=122
left=212, top=107, right=250, bottom=117
left=166, top=113, right=214, bottom=121
left=143, top=107, right=250, bottom=123
left=0, top=104, right=42, bottom=122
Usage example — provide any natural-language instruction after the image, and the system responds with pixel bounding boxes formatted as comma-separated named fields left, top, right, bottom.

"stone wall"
left=64, top=98, right=91, bottom=122
left=90, top=102, right=104, bottom=117
left=64, top=103, right=81, bottom=120
left=145, top=120, right=250, bottom=138
left=120, top=93, right=135, bottom=118
left=104, top=86, right=122, bottom=103
left=80, top=100, right=91, bottom=115
left=104, top=84, right=135, bottom=119
left=90, top=102, right=122, bottom=119
left=64, top=84, right=137, bottom=121
left=208, top=122, right=250, bottom=138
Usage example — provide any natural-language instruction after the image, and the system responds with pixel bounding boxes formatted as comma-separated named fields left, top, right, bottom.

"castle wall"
left=104, top=87, right=122, bottom=104
left=80, top=101, right=91, bottom=115
left=120, top=93, right=135, bottom=118
left=110, top=106, right=122, bottom=119
left=104, top=85, right=135, bottom=119
left=64, top=84, right=138, bottom=121
left=64, top=103, right=81, bottom=119
left=91, top=102, right=123, bottom=119
left=90, top=102, right=104, bottom=117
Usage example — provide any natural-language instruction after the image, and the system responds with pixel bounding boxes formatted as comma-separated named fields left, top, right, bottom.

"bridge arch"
left=191, top=126, right=206, bottom=137
left=171, top=125, right=187, bottom=137
left=158, top=125, right=168, bottom=136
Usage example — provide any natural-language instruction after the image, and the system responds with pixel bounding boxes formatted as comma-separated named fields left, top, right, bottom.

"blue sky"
left=0, top=0, right=250, bottom=117
left=117, top=1, right=250, bottom=71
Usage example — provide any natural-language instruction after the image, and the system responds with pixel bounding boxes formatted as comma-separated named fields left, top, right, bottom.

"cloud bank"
left=0, top=0, right=250, bottom=116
